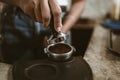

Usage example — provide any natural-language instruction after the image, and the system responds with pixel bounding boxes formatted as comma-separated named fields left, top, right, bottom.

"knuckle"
left=53, top=9, right=62, bottom=17
left=42, top=15, right=50, bottom=22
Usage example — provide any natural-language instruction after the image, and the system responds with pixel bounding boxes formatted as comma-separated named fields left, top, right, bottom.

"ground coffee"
left=49, top=43, right=71, bottom=54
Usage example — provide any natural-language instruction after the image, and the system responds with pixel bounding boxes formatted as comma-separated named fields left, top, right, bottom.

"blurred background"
left=59, top=0, right=115, bottom=56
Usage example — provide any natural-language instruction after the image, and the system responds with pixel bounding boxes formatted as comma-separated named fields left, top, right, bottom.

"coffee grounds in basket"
left=49, top=44, right=71, bottom=54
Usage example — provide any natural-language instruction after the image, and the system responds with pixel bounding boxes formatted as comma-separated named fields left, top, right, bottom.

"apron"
left=0, top=5, right=50, bottom=64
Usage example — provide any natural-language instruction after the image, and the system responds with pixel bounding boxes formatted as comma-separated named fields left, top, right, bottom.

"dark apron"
left=0, top=5, right=50, bottom=64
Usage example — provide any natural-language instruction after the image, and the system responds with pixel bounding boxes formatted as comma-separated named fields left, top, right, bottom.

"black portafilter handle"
left=49, top=16, right=59, bottom=37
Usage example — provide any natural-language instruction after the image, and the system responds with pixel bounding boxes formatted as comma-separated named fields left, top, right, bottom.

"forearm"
left=61, top=0, right=85, bottom=34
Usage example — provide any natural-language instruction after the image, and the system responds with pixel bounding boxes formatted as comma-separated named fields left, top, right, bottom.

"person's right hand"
left=15, top=0, right=62, bottom=32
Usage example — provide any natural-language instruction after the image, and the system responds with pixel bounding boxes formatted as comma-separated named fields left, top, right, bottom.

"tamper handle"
left=49, top=16, right=58, bottom=37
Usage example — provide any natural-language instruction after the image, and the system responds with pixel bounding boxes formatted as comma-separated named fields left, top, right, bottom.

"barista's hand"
left=17, top=0, right=62, bottom=32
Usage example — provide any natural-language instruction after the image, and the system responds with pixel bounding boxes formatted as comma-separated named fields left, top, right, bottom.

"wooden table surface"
left=0, top=24, right=120, bottom=80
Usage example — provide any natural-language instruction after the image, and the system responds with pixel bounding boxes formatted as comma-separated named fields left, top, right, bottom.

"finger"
left=54, top=14, right=62, bottom=32
left=40, top=0, right=51, bottom=27
left=22, top=1, right=36, bottom=21
left=49, top=0, right=62, bottom=32
left=34, top=1, right=42, bottom=22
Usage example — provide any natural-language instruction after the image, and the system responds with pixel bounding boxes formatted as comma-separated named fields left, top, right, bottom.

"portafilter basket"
left=44, top=43, right=75, bottom=61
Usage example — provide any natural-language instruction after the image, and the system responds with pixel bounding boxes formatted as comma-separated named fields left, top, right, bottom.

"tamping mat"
left=12, top=56, right=93, bottom=80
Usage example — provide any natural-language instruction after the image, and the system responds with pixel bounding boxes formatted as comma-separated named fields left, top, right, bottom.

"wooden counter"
left=0, top=24, right=120, bottom=80
left=84, top=24, right=120, bottom=80
left=0, top=63, right=12, bottom=80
